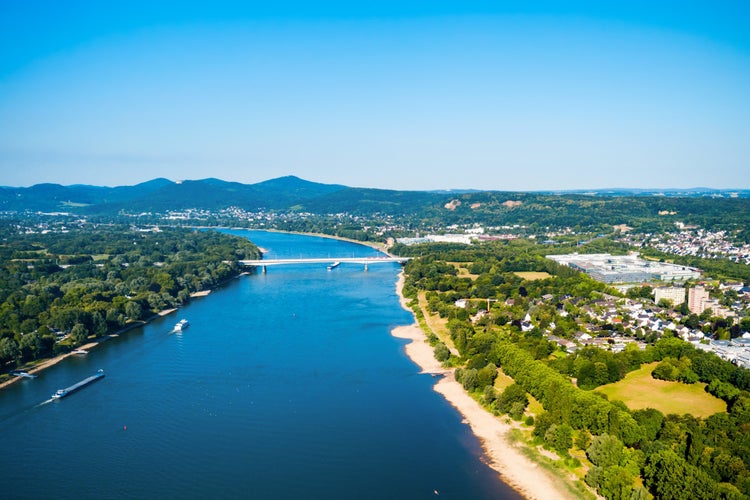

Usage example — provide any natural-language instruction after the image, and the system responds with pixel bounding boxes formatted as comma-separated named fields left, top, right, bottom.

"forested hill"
left=2, top=176, right=749, bottom=232
left=0, top=176, right=347, bottom=213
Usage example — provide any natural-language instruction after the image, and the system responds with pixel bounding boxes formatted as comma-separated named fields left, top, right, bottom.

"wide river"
left=0, top=230, right=519, bottom=499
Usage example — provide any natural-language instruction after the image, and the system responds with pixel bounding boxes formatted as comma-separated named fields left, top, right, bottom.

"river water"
left=0, top=230, right=519, bottom=499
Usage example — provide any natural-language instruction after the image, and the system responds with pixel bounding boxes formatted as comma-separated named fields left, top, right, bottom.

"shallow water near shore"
left=0, top=230, right=519, bottom=499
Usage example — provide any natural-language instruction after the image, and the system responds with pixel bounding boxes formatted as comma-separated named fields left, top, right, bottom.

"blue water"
left=0, top=231, right=519, bottom=499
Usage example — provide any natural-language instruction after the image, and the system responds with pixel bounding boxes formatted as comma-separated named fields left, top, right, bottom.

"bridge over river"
left=239, top=256, right=410, bottom=273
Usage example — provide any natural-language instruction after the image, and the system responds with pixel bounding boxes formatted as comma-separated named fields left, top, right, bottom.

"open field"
left=446, top=264, right=552, bottom=282
left=515, top=271, right=552, bottom=280
left=417, top=291, right=449, bottom=335
left=494, top=369, right=516, bottom=391
left=527, top=395, right=545, bottom=416
left=595, top=362, right=726, bottom=418
left=417, top=291, right=457, bottom=353
left=448, top=262, right=479, bottom=279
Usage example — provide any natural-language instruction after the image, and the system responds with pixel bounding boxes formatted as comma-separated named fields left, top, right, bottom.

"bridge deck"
left=239, top=256, right=409, bottom=266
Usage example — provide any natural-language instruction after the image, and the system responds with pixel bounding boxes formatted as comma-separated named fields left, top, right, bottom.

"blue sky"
left=1, top=1, right=748, bottom=190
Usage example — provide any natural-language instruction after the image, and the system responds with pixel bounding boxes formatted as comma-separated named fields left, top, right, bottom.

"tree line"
left=0, top=226, right=259, bottom=372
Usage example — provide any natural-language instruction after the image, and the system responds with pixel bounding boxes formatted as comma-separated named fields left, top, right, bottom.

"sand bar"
left=392, top=272, right=577, bottom=500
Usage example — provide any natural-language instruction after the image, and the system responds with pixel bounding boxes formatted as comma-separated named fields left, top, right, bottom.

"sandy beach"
left=392, top=272, right=576, bottom=500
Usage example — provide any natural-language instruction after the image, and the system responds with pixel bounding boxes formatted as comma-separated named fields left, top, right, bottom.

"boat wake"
left=0, top=397, right=54, bottom=425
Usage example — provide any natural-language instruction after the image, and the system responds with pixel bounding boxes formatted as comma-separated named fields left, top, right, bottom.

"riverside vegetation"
left=0, top=225, right=259, bottom=379
left=395, top=239, right=750, bottom=499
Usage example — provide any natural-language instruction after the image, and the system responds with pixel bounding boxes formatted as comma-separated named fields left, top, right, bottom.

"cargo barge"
left=51, top=369, right=105, bottom=399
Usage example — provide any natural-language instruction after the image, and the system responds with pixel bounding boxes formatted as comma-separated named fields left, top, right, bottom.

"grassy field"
left=494, top=369, right=515, bottom=391
left=448, top=262, right=479, bottom=279
left=595, top=362, right=726, bottom=418
left=417, top=291, right=457, bottom=353
left=515, top=271, right=552, bottom=280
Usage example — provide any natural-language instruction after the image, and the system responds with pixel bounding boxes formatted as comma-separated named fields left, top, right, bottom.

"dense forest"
left=0, top=226, right=259, bottom=374
left=431, top=192, right=750, bottom=234
left=399, top=239, right=750, bottom=499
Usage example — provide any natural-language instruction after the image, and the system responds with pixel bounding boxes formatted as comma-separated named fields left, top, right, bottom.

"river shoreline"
left=0, top=308, right=179, bottom=391
left=0, top=289, right=215, bottom=391
left=391, top=271, right=575, bottom=500
left=0, top=228, right=368, bottom=391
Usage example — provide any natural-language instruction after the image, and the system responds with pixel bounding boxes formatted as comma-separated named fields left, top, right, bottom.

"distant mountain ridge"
left=1, top=177, right=749, bottom=231
left=0, top=176, right=349, bottom=213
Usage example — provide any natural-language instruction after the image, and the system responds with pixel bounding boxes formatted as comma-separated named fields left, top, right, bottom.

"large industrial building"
left=547, top=253, right=701, bottom=284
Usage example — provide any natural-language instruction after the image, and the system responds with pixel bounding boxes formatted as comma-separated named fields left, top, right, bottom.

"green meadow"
left=595, top=362, right=727, bottom=418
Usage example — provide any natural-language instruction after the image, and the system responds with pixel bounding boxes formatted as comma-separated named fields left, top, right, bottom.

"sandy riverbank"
left=392, top=272, right=576, bottom=500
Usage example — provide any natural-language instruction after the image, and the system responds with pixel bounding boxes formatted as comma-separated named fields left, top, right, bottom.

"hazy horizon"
left=1, top=2, right=748, bottom=191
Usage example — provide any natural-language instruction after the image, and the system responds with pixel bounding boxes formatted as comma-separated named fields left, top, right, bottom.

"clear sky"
left=1, top=1, right=748, bottom=190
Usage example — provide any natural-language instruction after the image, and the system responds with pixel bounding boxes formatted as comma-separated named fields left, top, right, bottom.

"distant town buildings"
left=688, top=285, right=710, bottom=314
left=697, top=338, right=750, bottom=370
left=620, top=228, right=750, bottom=265
left=654, top=286, right=686, bottom=306
left=547, top=253, right=701, bottom=284
left=397, top=234, right=476, bottom=245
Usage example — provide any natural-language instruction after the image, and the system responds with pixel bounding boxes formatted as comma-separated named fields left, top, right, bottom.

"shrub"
left=497, top=383, right=528, bottom=415
left=460, top=368, right=479, bottom=391
left=482, top=385, right=497, bottom=404
left=509, top=401, right=526, bottom=421
left=434, top=342, right=450, bottom=362
left=545, top=423, right=573, bottom=457
left=587, top=434, right=625, bottom=468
